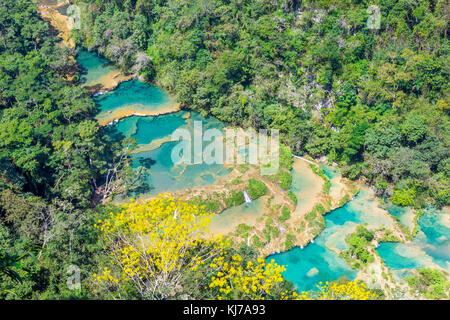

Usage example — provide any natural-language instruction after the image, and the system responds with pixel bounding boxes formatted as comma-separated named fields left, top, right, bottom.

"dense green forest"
left=74, top=0, right=449, bottom=208
left=0, top=0, right=448, bottom=300
left=0, top=0, right=119, bottom=298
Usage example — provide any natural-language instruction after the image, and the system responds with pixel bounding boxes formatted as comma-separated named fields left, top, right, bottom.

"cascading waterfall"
left=243, top=190, right=252, bottom=203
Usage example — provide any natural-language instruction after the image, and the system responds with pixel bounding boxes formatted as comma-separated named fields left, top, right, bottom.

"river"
left=78, top=49, right=450, bottom=293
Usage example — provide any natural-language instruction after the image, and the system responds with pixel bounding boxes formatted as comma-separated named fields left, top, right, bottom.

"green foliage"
left=392, top=187, right=416, bottom=206
left=284, top=233, right=297, bottom=251
left=231, top=178, right=243, bottom=185
left=0, top=0, right=123, bottom=299
left=238, top=164, right=249, bottom=173
left=278, top=206, right=291, bottom=222
left=263, top=221, right=280, bottom=243
left=246, top=179, right=267, bottom=200
left=309, top=165, right=331, bottom=194
left=265, top=169, right=292, bottom=190
left=287, top=191, right=298, bottom=206
left=378, top=230, right=400, bottom=243
left=341, top=225, right=375, bottom=269
left=279, top=145, right=293, bottom=171
left=339, top=194, right=351, bottom=207
left=234, top=224, right=252, bottom=239
left=189, top=196, right=221, bottom=213
left=411, top=210, right=426, bottom=238
left=322, top=180, right=331, bottom=195
left=406, top=268, right=450, bottom=299
left=1, top=0, right=449, bottom=300
left=251, top=235, right=264, bottom=249
left=224, top=190, right=245, bottom=208
left=0, top=248, right=37, bottom=286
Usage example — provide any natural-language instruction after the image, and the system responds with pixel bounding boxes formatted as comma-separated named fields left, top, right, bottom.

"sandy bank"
left=38, top=4, right=75, bottom=48
left=131, top=136, right=174, bottom=154
left=97, top=103, right=182, bottom=126
left=84, top=70, right=135, bottom=94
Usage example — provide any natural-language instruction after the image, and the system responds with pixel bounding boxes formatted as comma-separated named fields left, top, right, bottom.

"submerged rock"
left=307, top=267, right=319, bottom=277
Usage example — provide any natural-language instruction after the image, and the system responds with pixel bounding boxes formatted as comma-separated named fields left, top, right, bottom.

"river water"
left=78, top=49, right=450, bottom=292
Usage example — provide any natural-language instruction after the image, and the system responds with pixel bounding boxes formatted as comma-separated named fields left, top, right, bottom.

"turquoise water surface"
left=105, top=111, right=230, bottom=197
left=377, top=208, right=450, bottom=272
left=77, top=50, right=117, bottom=86
left=79, top=48, right=449, bottom=288
left=94, top=79, right=173, bottom=115
left=269, top=188, right=396, bottom=291
left=78, top=49, right=230, bottom=198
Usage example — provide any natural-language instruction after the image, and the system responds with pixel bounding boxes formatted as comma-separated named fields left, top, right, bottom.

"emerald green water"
left=78, top=49, right=449, bottom=289
left=93, top=80, right=173, bottom=115
left=377, top=208, right=450, bottom=273
left=77, top=50, right=117, bottom=86
left=209, top=199, right=266, bottom=235
left=104, top=110, right=230, bottom=197
left=269, top=188, right=396, bottom=291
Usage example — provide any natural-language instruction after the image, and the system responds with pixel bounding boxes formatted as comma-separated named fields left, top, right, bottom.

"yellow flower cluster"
left=281, top=280, right=376, bottom=300
left=117, top=245, right=145, bottom=278
left=318, top=280, right=376, bottom=300
left=209, top=256, right=286, bottom=300
left=93, top=267, right=119, bottom=284
left=93, top=195, right=227, bottom=290
left=92, top=195, right=376, bottom=301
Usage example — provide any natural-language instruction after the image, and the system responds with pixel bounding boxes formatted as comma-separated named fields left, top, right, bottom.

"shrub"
left=246, top=179, right=268, bottom=199
left=278, top=206, right=291, bottom=222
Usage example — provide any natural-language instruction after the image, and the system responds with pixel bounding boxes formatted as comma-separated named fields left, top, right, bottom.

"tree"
left=93, top=196, right=291, bottom=299
left=281, top=280, right=376, bottom=300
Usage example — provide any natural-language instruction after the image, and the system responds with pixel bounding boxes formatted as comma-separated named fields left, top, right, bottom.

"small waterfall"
left=243, top=190, right=252, bottom=203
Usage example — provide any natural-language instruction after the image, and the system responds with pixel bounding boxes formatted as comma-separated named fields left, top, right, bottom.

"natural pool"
left=93, top=79, right=179, bottom=125
left=377, top=208, right=450, bottom=273
left=76, top=49, right=230, bottom=198
left=269, top=188, right=396, bottom=291
left=104, top=110, right=230, bottom=198
left=77, top=50, right=118, bottom=87
left=79, top=48, right=449, bottom=290
left=271, top=182, right=449, bottom=291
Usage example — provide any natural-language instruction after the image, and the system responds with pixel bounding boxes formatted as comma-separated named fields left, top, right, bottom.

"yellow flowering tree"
left=93, top=195, right=290, bottom=299
left=281, top=280, right=377, bottom=300
left=93, top=195, right=375, bottom=300
left=208, top=255, right=287, bottom=300
left=94, top=195, right=227, bottom=299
